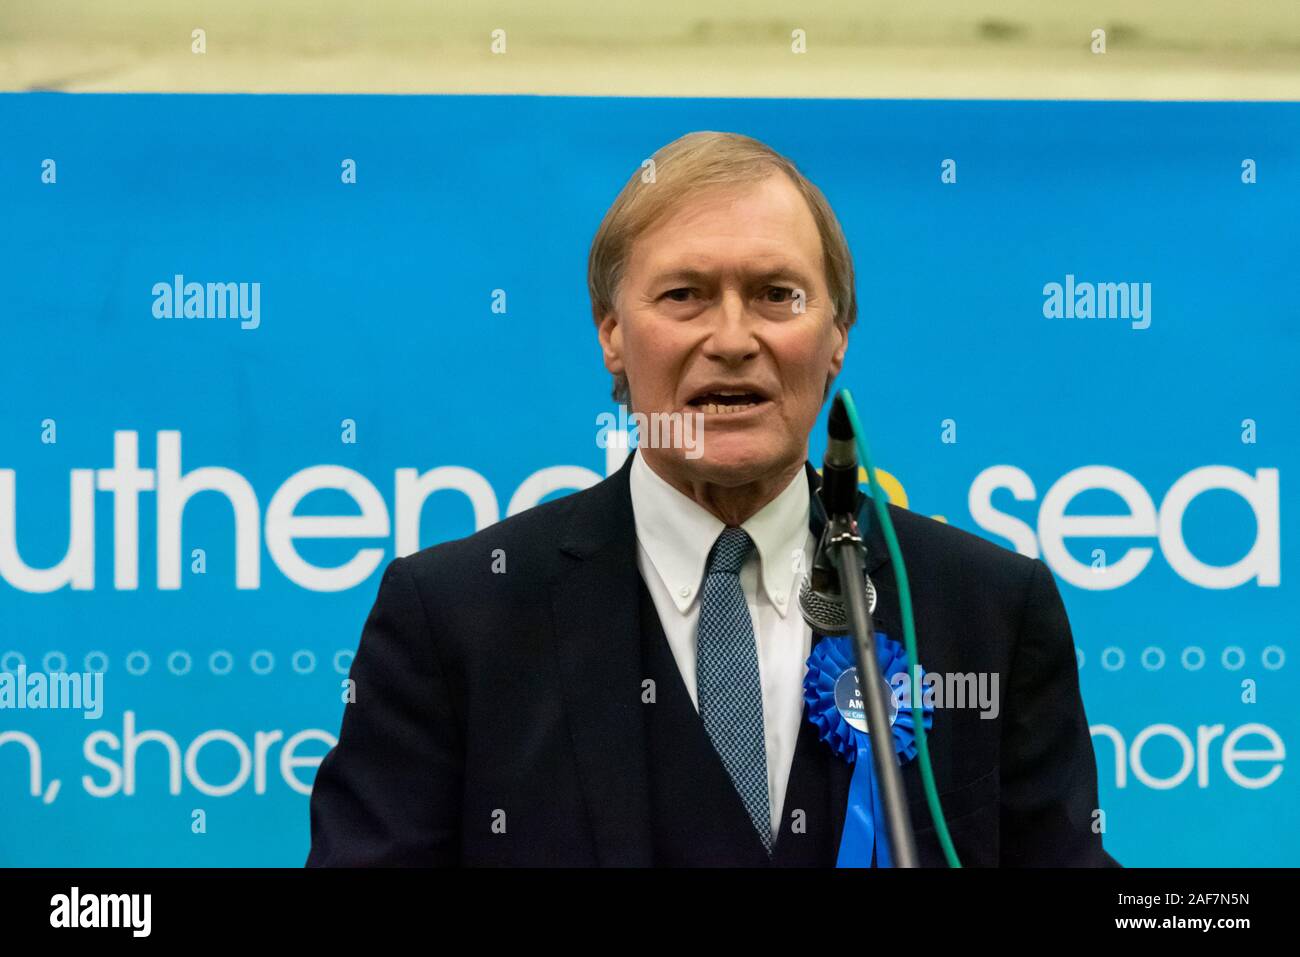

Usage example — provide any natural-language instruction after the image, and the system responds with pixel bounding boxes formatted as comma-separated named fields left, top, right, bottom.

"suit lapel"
left=549, top=453, right=653, bottom=865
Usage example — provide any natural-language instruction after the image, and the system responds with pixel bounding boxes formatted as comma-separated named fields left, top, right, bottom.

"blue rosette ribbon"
left=802, top=632, right=933, bottom=868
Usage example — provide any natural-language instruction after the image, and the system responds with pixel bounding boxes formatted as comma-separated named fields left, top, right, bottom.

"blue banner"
left=0, top=94, right=1295, bottom=865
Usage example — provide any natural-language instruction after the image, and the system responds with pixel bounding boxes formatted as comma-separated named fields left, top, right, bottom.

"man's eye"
left=662, top=288, right=695, bottom=302
left=763, top=286, right=795, bottom=303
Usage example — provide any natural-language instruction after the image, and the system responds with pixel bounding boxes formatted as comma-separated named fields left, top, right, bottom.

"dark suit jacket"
left=307, top=451, right=1118, bottom=867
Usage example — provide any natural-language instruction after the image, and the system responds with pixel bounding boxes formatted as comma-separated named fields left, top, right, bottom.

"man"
left=306, top=131, right=1117, bottom=867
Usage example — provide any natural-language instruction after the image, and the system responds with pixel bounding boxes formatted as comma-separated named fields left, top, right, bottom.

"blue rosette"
left=803, top=632, right=933, bottom=867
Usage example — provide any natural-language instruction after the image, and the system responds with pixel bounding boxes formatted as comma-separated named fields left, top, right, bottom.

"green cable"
left=838, top=387, right=962, bottom=869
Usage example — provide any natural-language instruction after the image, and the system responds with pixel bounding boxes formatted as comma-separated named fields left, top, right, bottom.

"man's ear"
left=597, top=311, right=625, bottom=377
left=828, top=320, right=848, bottom=379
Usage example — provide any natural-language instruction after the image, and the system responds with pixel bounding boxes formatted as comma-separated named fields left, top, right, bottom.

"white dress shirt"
left=629, top=451, right=815, bottom=843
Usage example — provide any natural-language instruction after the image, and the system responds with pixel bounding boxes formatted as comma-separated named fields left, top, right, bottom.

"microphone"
left=799, top=395, right=877, bottom=635
left=798, top=389, right=921, bottom=868
left=820, top=394, right=859, bottom=517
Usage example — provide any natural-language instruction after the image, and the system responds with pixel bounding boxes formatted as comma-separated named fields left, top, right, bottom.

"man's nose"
left=703, top=290, right=760, bottom=361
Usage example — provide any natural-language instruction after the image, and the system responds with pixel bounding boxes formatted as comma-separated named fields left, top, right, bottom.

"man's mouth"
left=685, top=388, right=770, bottom=415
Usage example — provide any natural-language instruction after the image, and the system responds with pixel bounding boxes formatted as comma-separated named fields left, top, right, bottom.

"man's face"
left=598, top=173, right=848, bottom=488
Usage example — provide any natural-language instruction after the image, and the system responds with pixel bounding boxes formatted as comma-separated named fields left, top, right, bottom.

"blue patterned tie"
left=696, top=526, right=772, bottom=855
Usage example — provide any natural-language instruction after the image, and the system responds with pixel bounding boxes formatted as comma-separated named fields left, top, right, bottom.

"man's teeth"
left=697, top=400, right=761, bottom=414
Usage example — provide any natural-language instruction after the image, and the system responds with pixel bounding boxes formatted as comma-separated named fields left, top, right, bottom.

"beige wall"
left=1, top=0, right=1297, bottom=98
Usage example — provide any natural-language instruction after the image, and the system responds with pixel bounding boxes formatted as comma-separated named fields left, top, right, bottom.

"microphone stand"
left=824, top=512, right=919, bottom=868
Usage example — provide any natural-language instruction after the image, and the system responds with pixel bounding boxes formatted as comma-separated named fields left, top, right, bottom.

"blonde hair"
left=588, top=130, right=858, bottom=404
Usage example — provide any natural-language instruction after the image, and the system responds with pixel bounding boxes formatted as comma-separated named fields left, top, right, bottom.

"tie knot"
left=707, top=527, right=754, bottom=575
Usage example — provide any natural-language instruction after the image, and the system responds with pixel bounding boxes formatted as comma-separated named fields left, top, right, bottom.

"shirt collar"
left=629, top=451, right=809, bottom=618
